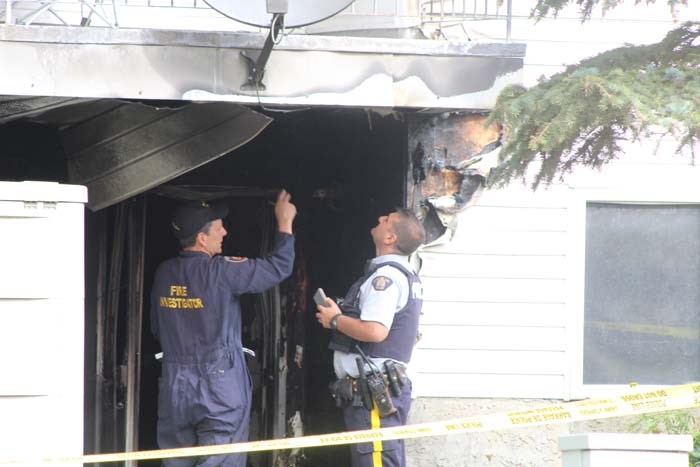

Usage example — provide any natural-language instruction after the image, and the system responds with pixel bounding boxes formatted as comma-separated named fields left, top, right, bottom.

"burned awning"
left=0, top=96, right=272, bottom=210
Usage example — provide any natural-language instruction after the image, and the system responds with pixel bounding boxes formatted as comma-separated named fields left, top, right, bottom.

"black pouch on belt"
left=384, top=361, right=402, bottom=397
left=394, top=362, right=408, bottom=387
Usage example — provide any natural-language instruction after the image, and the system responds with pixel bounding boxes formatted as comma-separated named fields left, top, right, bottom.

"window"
left=583, top=202, right=700, bottom=385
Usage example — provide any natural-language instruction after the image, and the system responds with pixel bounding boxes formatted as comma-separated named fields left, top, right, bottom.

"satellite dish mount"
left=241, top=0, right=288, bottom=91
left=202, top=0, right=355, bottom=91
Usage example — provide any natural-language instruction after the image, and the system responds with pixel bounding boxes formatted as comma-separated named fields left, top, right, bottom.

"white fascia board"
left=0, top=25, right=525, bottom=110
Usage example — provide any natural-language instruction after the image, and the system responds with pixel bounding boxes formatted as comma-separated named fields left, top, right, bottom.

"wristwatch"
left=329, top=313, right=342, bottom=330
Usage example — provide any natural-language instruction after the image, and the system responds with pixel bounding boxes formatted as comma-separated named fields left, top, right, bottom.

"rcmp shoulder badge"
left=224, top=256, right=248, bottom=263
left=371, top=276, right=393, bottom=291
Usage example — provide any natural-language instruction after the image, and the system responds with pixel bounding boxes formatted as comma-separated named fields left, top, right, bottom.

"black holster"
left=384, top=361, right=404, bottom=397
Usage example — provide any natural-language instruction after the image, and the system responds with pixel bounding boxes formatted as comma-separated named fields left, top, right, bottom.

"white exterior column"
left=0, top=181, right=87, bottom=466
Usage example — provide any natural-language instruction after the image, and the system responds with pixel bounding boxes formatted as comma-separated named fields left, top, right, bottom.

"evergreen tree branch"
left=531, top=0, right=688, bottom=21
left=487, top=21, right=700, bottom=188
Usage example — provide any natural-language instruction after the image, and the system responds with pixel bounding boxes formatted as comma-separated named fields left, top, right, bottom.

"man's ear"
left=384, top=231, right=398, bottom=246
left=195, top=231, right=208, bottom=247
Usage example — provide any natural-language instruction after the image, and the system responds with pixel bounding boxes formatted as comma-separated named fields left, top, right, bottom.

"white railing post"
left=420, top=0, right=513, bottom=40
left=5, top=0, right=12, bottom=24
left=506, top=0, right=511, bottom=40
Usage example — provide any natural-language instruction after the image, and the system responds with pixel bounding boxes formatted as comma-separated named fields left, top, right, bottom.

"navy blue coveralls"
left=333, top=258, right=422, bottom=467
left=151, top=232, right=295, bottom=467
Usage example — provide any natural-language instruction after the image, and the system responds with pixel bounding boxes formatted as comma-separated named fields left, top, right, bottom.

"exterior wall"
left=407, top=141, right=700, bottom=465
left=406, top=7, right=700, bottom=466
left=413, top=183, right=570, bottom=399
left=404, top=0, right=700, bottom=438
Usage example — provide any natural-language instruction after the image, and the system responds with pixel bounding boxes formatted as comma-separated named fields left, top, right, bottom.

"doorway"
left=136, top=107, right=408, bottom=466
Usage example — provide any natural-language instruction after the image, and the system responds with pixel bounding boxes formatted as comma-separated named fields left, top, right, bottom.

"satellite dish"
left=204, top=0, right=355, bottom=28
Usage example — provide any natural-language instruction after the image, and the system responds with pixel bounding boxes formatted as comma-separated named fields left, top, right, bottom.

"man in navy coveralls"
left=316, top=209, right=425, bottom=467
left=151, top=190, right=296, bottom=467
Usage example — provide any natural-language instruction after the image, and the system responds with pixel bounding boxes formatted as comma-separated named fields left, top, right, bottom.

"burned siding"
left=408, top=112, right=501, bottom=243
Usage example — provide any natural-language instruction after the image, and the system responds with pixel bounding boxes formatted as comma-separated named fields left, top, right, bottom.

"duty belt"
left=329, top=361, right=408, bottom=416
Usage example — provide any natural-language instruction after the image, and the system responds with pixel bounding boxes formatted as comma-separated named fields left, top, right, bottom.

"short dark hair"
left=391, top=208, right=426, bottom=255
left=178, top=220, right=214, bottom=248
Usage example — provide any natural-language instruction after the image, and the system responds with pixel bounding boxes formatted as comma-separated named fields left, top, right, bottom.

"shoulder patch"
left=224, top=256, right=249, bottom=263
left=371, top=276, right=393, bottom=291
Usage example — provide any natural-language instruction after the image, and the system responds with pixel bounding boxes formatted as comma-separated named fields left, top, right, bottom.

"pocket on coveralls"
left=207, top=354, right=246, bottom=410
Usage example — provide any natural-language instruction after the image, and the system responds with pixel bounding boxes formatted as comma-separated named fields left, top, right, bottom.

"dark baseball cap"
left=171, top=200, right=229, bottom=240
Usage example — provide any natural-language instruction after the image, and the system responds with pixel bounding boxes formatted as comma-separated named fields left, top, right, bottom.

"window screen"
left=584, top=203, right=700, bottom=384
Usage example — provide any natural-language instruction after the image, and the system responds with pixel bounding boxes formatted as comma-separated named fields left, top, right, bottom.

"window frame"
left=568, top=186, right=700, bottom=400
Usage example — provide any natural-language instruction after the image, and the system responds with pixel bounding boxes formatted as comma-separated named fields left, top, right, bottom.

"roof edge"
left=0, top=24, right=526, bottom=58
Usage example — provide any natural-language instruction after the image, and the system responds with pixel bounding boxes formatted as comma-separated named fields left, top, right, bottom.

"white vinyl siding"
left=414, top=142, right=700, bottom=401
left=422, top=277, right=566, bottom=303
left=413, top=185, right=572, bottom=399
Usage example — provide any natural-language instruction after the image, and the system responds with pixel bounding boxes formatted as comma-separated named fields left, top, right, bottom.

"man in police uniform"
left=151, top=190, right=296, bottom=467
left=316, top=208, right=425, bottom=467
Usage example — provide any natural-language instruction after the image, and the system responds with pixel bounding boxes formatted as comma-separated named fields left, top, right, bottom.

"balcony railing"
left=421, top=0, right=512, bottom=39
left=1, top=0, right=512, bottom=39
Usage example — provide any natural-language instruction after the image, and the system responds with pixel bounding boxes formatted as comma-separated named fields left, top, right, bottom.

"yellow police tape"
left=5, top=382, right=700, bottom=464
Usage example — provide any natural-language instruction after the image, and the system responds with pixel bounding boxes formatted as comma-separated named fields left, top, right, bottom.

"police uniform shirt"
left=333, top=254, right=413, bottom=379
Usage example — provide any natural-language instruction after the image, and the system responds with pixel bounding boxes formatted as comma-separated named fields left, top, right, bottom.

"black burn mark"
left=412, top=141, right=426, bottom=185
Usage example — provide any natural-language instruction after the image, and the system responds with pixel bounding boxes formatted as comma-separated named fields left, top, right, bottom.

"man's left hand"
left=316, top=298, right=341, bottom=329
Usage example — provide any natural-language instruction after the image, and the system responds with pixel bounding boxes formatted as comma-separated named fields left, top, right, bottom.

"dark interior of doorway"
left=0, top=106, right=407, bottom=466
left=138, top=107, right=407, bottom=467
